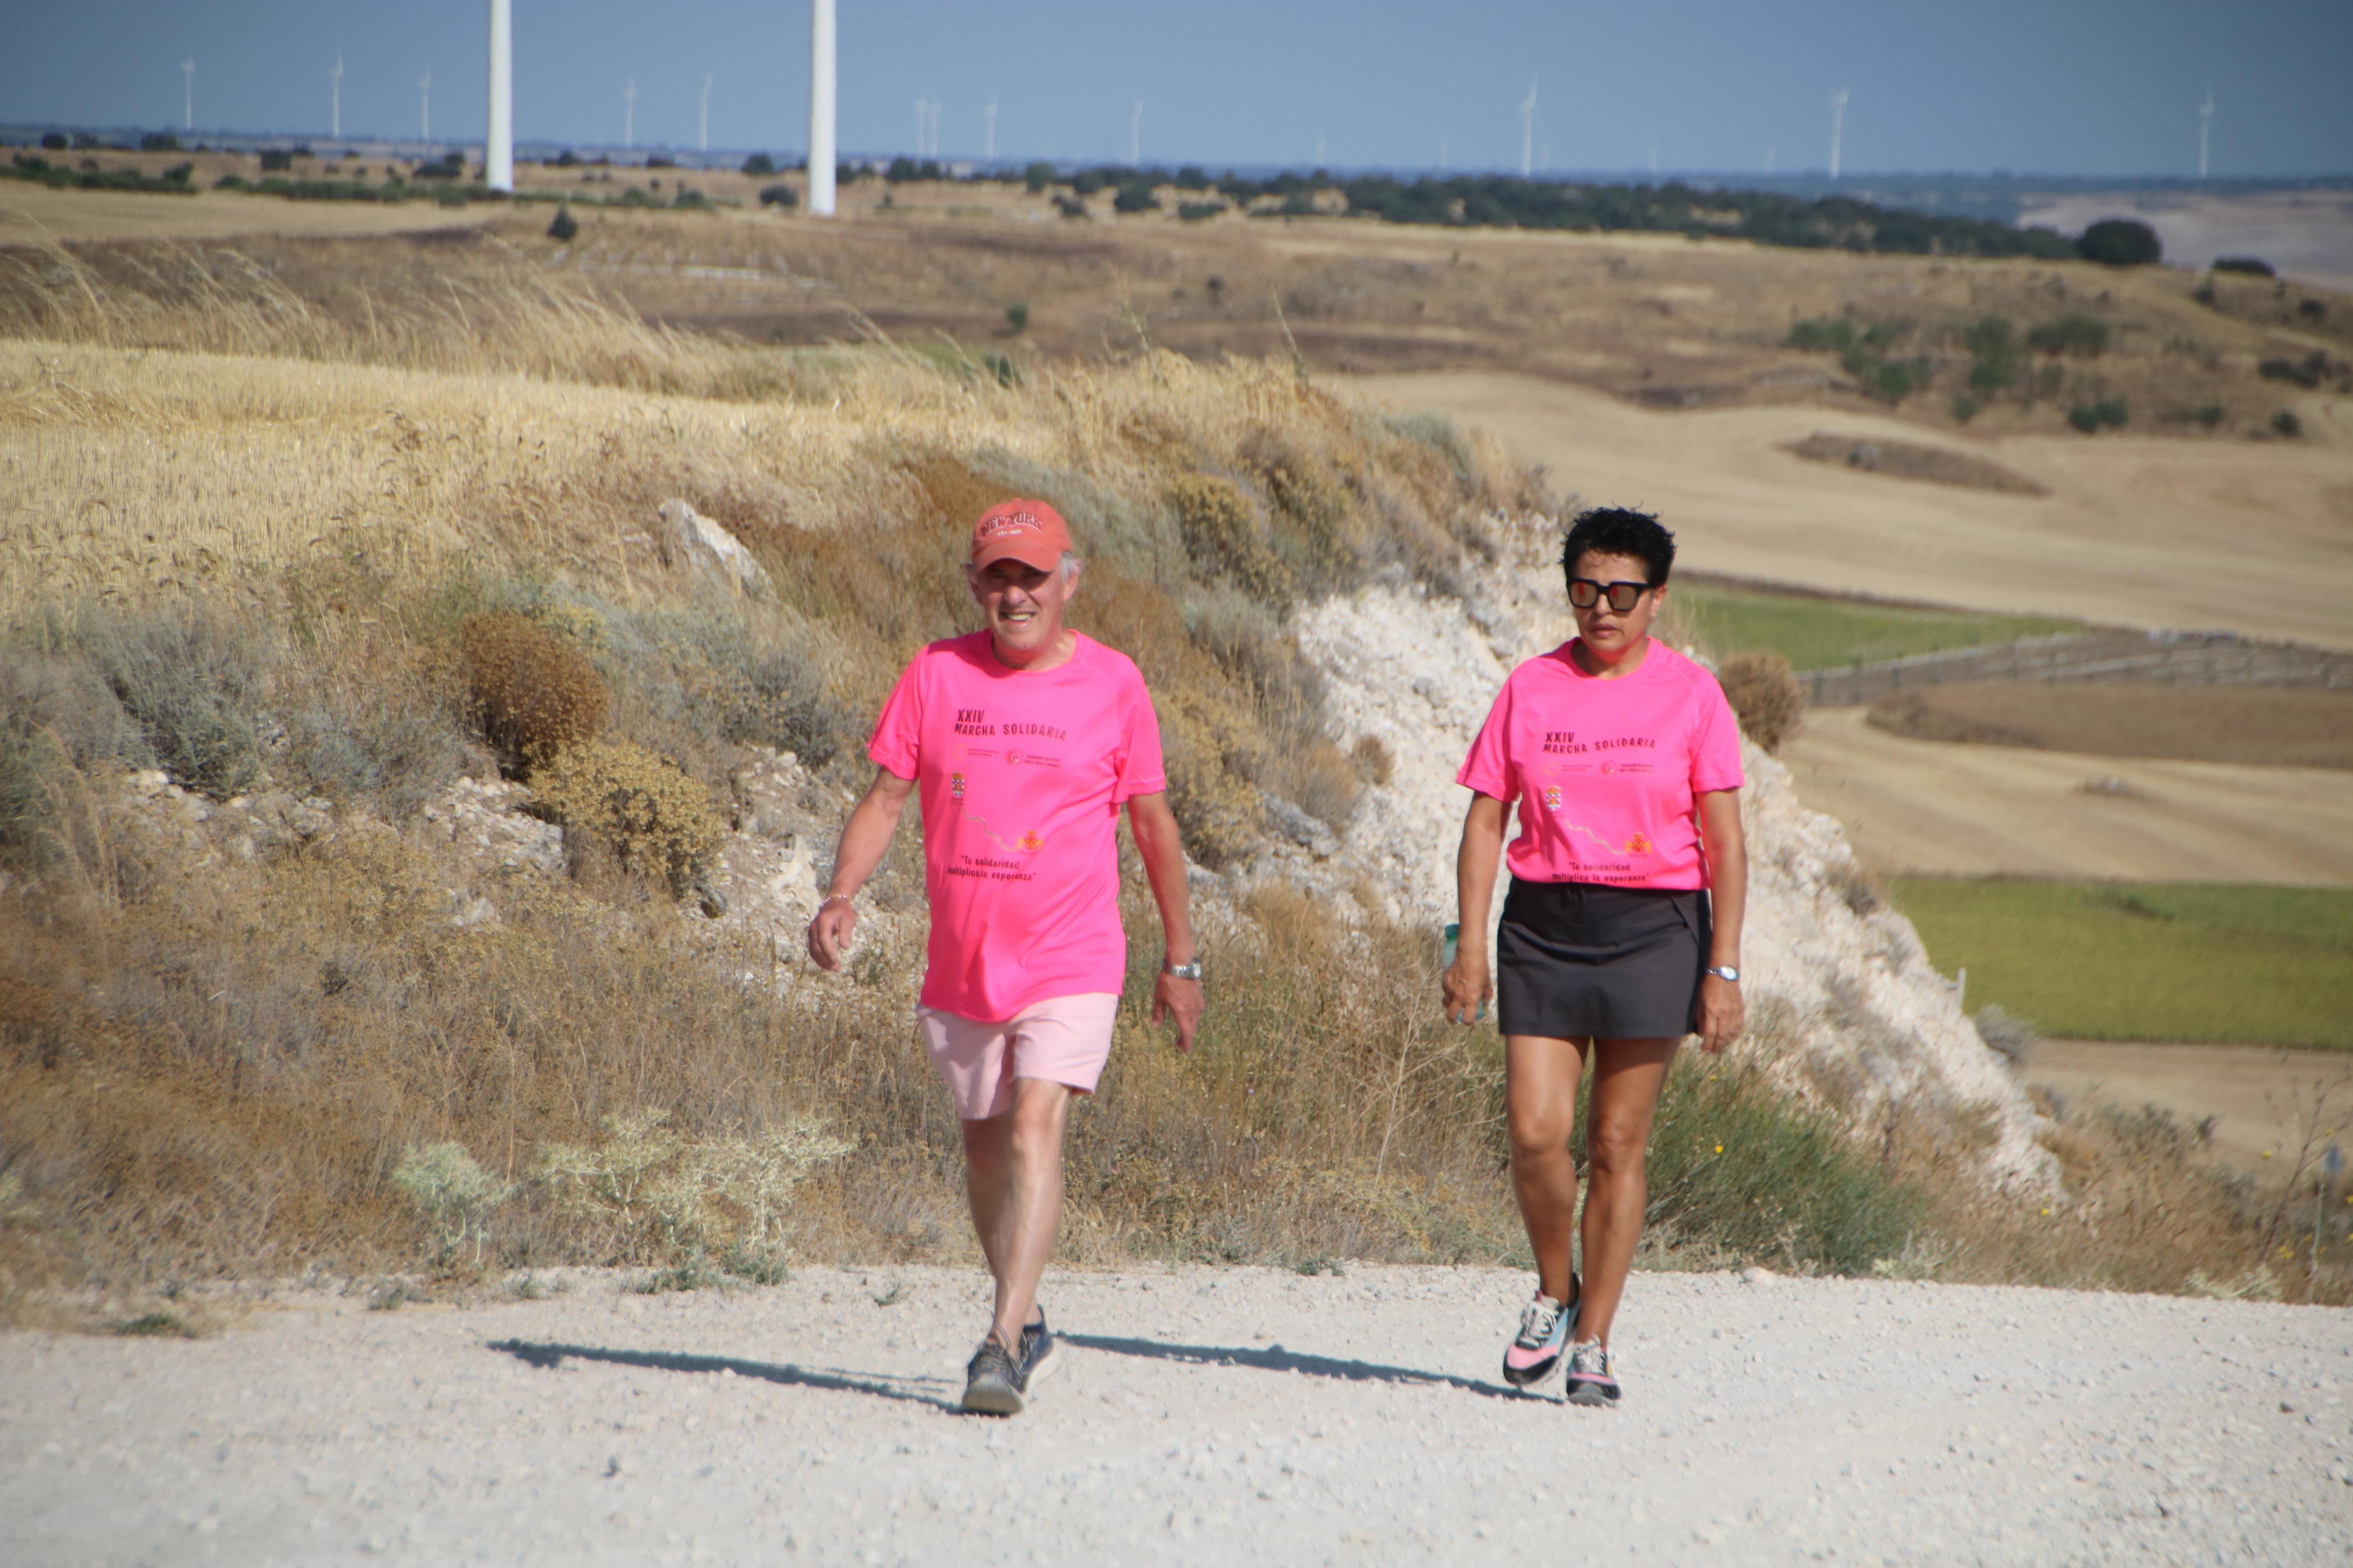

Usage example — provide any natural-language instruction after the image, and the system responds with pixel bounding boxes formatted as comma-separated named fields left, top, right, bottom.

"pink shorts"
left=916, top=993, right=1120, bottom=1121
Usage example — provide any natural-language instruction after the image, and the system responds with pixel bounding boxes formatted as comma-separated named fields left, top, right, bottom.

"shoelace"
left=1514, top=1296, right=1563, bottom=1348
left=1568, top=1339, right=1610, bottom=1376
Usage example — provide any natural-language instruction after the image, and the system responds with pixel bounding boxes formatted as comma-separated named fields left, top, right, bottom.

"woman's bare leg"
left=1575, top=1036, right=1679, bottom=1347
left=1504, top=1034, right=1589, bottom=1304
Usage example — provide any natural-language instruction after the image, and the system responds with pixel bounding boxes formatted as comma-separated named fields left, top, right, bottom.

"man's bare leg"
left=960, top=1076, right=1070, bottom=1348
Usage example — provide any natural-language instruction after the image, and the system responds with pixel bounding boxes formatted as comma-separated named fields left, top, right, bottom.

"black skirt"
left=1495, top=878, right=1710, bottom=1041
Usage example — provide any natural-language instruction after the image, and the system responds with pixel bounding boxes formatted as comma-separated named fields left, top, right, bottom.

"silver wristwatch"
left=1163, top=960, right=1204, bottom=982
left=1704, top=964, right=1741, bottom=983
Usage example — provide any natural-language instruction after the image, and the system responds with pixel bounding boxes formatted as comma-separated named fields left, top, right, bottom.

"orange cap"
left=970, top=499, right=1072, bottom=571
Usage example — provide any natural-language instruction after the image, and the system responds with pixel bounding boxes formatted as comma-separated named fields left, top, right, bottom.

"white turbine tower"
left=2197, top=88, right=2214, bottom=180
left=984, top=99, right=997, bottom=159
left=1129, top=99, right=1142, bottom=164
left=1828, top=87, right=1850, bottom=180
left=420, top=64, right=432, bottom=142
left=1518, top=76, right=1538, bottom=179
left=182, top=55, right=194, bottom=132
left=700, top=71, right=713, bottom=154
left=487, top=2, right=513, bottom=191
left=623, top=76, right=637, bottom=149
left=808, top=0, right=837, bottom=216
left=331, top=50, right=343, bottom=139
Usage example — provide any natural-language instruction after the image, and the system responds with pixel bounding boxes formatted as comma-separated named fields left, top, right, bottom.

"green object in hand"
left=1442, top=922, right=1487, bottom=1021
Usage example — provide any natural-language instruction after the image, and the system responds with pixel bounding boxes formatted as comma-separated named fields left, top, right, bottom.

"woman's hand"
left=1152, top=970, right=1205, bottom=1053
left=1442, top=950, right=1492, bottom=1026
left=806, top=897, right=856, bottom=971
left=1696, top=973, right=1745, bottom=1053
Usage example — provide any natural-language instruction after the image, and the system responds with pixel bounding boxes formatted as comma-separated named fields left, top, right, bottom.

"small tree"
left=1005, top=300, right=1030, bottom=333
left=741, top=151, right=776, bottom=176
left=1113, top=182, right=1160, bottom=214
left=546, top=204, right=579, bottom=241
left=758, top=183, right=797, bottom=208
left=1023, top=160, right=1055, bottom=193
left=2078, top=218, right=2160, bottom=267
left=40, top=132, right=67, bottom=151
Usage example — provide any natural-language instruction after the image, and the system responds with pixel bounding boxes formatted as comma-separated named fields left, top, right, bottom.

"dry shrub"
left=1169, top=474, right=1293, bottom=610
left=1717, top=650, right=1805, bottom=753
left=1351, top=734, right=1395, bottom=787
left=462, top=613, right=609, bottom=770
left=531, top=739, right=723, bottom=897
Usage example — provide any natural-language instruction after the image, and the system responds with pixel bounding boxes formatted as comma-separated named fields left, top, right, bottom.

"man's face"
left=967, top=555, right=1077, bottom=657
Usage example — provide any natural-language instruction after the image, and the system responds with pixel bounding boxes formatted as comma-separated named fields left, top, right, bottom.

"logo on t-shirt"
left=1018, top=829, right=1044, bottom=853
left=1625, top=832, right=1652, bottom=854
left=950, top=770, right=967, bottom=799
left=1542, top=784, right=1562, bottom=811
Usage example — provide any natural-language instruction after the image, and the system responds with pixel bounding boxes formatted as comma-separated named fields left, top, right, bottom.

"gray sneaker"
left=1017, top=1310, right=1062, bottom=1392
left=1563, top=1339, right=1620, bottom=1407
left=963, top=1335, right=1028, bottom=1416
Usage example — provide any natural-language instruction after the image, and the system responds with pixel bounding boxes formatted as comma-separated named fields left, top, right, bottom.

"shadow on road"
left=488, top=1339, right=960, bottom=1410
left=1061, top=1334, right=1532, bottom=1402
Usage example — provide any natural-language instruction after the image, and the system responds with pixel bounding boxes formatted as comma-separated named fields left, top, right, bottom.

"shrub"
left=531, top=738, right=724, bottom=895
left=2077, top=218, right=2160, bottom=266
left=2259, top=353, right=2327, bottom=389
left=1176, top=201, right=1225, bottom=222
left=1865, top=357, right=1931, bottom=403
left=2196, top=403, right=2224, bottom=428
left=1169, top=474, right=1290, bottom=609
left=545, top=204, right=579, bottom=241
left=2299, top=298, right=2328, bottom=321
left=39, top=133, right=67, bottom=151
left=2025, top=314, right=2110, bottom=357
left=1716, top=651, right=1804, bottom=753
left=81, top=609, right=267, bottom=799
left=1052, top=193, right=1088, bottom=219
left=1004, top=300, right=1029, bottom=333
left=460, top=612, right=608, bottom=770
left=757, top=183, right=796, bottom=209
left=1950, top=394, right=1979, bottom=423
left=258, top=149, right=293, bottom=173
left=1113, top=182, right=1159, bottom=214
left=740, top=152, right=776, bottom=176
left=139, top=131, right=181, bottom=152
left=645, top=155, right=675, bottom=169
left=1350, top=734, right=1394, bottom=787
left=2272, top=409, right=2302, bottom=438
left=2211, top=255, right=2273, bottom=276
left=534, top=1107, right=849, bottom=1254
left=389, top=1142, right=516, bottom=1268
left=1787, top=317, right=1858, bottom=353
left=2065, top=397, right=2129, bottom=433
left=1023, top=161, right=1055, bottom=193
left=1972, top=1004, right=2038, bottom=1066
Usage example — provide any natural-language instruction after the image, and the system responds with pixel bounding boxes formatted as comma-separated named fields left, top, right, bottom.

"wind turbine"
left=1129, top=99, right=1142, bottom=164
left=182, top=55, right=194, bottom=132
left=1828, top=87, right=1850, bottom=180
left=700, top=71, right=712, bottom=154
left=808, top=0, right=837, bottom=216
left=331, top=50, right=343, bottom=139
left=1518, top=76, right=1538, bottom=179
left=2196, top=89, right=2213, bottom=180
left=487, top=1, right=513, bottom=191
left=984, top=99, right=997, bottom=159
left=419, top=63, right=432, bottom=142
left=623, top=76, right=637, bottom=149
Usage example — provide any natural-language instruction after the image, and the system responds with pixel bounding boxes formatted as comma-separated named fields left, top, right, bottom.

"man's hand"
left=806, top=897, right=856, bottom=972
left=1152, top=969, right=1204, bottom=1053
left=1696, top=973, right=1745, bottom=1054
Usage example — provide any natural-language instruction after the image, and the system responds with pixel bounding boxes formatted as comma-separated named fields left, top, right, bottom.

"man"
left=807, top=498, right=1205, bottom=1416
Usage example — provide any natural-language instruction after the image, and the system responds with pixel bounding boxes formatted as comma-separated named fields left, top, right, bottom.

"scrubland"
left=0, top=225, right=2338, bottom=1328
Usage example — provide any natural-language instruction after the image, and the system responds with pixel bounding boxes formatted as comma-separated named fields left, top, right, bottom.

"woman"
left=1443, top=506, right=1748, bottom=1407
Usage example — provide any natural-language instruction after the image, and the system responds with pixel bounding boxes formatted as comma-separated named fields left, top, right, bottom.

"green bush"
left=1113, top=182, right=1159, bottom=214
left=2196, top=402, right=2224, bottom=428
left=1787, top=317, right=1857, bottom=351
left=1177, top=200, right=1225, bottom=222
left=1052, top=193, right=1088, bottom=219
left=81, top=609, right=267, bottom=799
left=757, top=184, right=796, bottom=209
left=39, top=133, right=67, bottom=151
left=2211, top=255, right=2273, bottom=276
left=740, top=152, right=776, bottom=176
left=2078, top=218, right=2160, bottom=266
left=1950, top=394, right=1979, bottom=422
left=2272, top=408, right=2302, bottom=438
left=139, top=131, right=182, bottom=152
left=546, top=204, right=579, bottom=241
left=1005, top=300, right=1030, bottom=333
left=258, top=149, right=293, bottom=173
left=1023, top=161, right=1054, bottom=193
left=2026, top=314, right=2110, bottom=357
left=2067, top=397, right=2128, bottom=433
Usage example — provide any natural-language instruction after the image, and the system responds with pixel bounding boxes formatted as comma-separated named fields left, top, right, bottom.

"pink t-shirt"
left=1456, top=639, right=1744, bottom=890
left=868, top=630, right=1166, bottom=1020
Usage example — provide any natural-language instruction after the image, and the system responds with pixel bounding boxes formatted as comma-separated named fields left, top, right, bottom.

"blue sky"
left=5, top=1, right=2347, bottom=176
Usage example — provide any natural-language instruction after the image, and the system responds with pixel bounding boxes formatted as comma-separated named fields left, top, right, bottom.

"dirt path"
left=1780, top=709, right=2353, bottom=884
left=1344, top=371, right=2353, bottom=652
left=2027, top=1041, right=2353, bottom=1175
left=3, top=1265, right=2347, bottom=1566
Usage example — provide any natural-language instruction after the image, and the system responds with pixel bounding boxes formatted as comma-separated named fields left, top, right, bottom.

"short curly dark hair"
left=1560, top=506, right=1676, bottom=592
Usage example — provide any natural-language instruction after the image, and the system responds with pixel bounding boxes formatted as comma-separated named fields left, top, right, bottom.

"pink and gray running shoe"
left=1500, top=1279, right=1578, bottom=1389
left=1564, top=1339, right=1620, bottom=1407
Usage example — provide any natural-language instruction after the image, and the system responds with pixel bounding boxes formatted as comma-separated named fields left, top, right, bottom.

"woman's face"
left=1567, top=549, right=1664, bottom=655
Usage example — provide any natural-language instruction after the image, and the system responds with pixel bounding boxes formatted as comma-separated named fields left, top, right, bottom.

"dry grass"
left=1716, top=651, right=1806, bottom=753
left=1868, top=682, right=2353, bottom=769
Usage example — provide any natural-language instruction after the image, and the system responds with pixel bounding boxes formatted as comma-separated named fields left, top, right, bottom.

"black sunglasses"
left=1566, top=577, right=1652, bottom=613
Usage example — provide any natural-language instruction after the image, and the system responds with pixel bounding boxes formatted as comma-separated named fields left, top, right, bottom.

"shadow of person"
left=1060, top=1334, right=1531, bottom=1401
left=488, top=1339, right=960, bottom=1411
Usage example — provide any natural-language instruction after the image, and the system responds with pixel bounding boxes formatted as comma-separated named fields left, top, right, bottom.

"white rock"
left=657, top=499, right=771, bottom=593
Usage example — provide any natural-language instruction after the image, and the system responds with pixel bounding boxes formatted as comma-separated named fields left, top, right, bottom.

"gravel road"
left=4, top=1264, right=2347, bottom=1566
